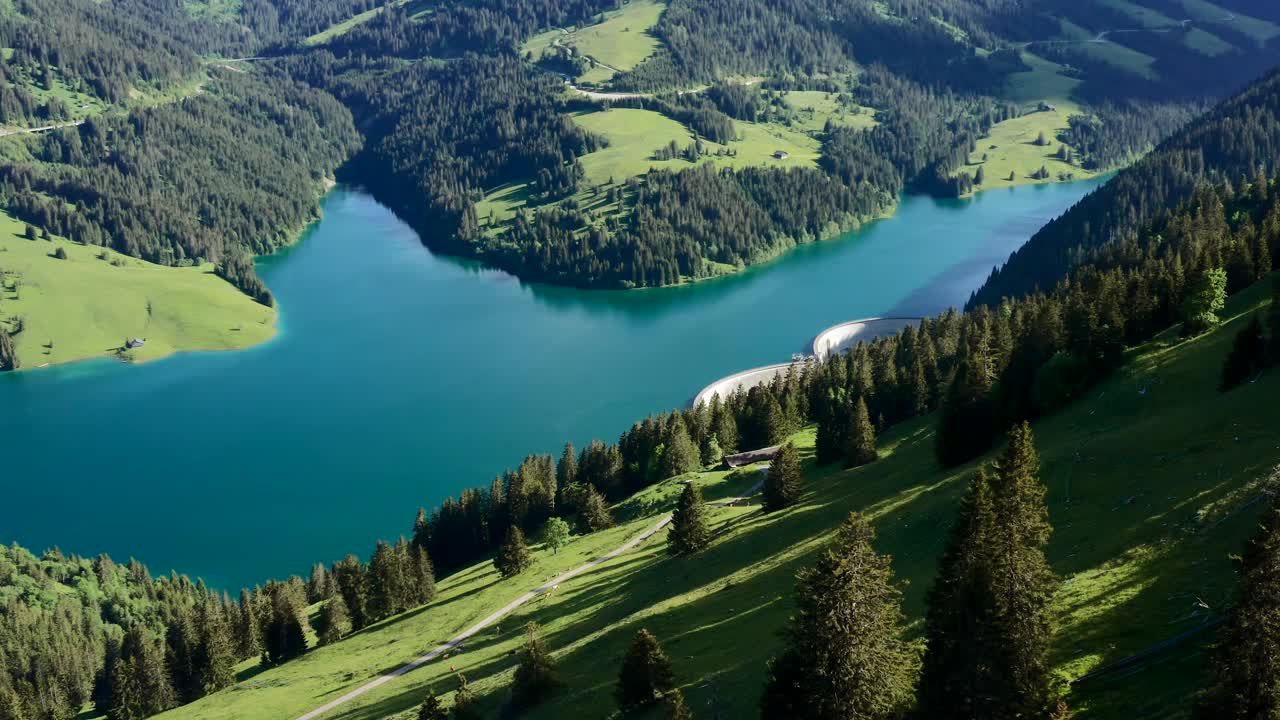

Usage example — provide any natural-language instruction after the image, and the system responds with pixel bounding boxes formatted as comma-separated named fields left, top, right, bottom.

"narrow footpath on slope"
left=295, top=481, right=764, bottom=720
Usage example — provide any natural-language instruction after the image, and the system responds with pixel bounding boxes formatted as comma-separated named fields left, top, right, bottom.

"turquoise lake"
left=0, top=178, right=1106, bottom=590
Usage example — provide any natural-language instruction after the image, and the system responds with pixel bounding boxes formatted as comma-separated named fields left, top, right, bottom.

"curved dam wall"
left=811, top=317, right=921, bottom=361
left=692, top=317, right=922, bottom=407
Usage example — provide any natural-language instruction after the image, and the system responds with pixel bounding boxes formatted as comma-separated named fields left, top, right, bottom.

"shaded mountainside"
left=971, top=68, right=1280, bottom=308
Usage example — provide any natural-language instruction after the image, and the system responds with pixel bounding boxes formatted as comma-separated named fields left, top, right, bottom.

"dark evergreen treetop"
left=760, top=512, right=915, bottom=720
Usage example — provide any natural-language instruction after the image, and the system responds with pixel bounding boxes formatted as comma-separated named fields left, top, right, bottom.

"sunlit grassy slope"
left=0, top=211, right=275, bottom=368
left=959, top=100, right=1099, bottom=194
left=522, top=0, right=667, bottom=86
left=159, top=276, right=1280, bottom=720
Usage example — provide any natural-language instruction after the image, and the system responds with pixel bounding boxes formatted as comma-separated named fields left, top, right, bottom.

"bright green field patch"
left=1179, top=0, right=1280, bottom=45
left=155, top=277, right=1280, bottom=720
left=1096, top=0, right=1179, bottom=28
left=1183, top=26, right=1236, bottom=55
left=1058, top=18, right=1159, bottom=79
left=960, top=100, right=1098, bottom=193
left=570, top=108, right=818, bottom=187
left=304, top=0, right=433, bottom=46
left=523, top=0, right=666, bottom=85
left=1004, top=51, right=1082, bottom=104
left=0, top=213, right=275, bottom=369
left=781, top=90, right=878, bottom=133
left=184, top=0, right=242, bottom=22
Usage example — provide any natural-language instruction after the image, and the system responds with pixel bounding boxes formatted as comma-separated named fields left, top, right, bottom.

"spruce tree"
left=408, top=542, right=437, bottom=606
left=760, top=513, right=915, bottom=720
left=660, top=416, right=701, bottom=478
left=1221, top=314, right=1267, bottom=391
left=451, top=674, right=482, bottom=720
left=196, top=596, right=236, bottom=695
left=974, top=165, right=985, bottom=185
left=369, top=540, right=405, bottom=620
left=510, top=622, right=563, bottom=710
left=1267, top=278, right=1280, bottom=364
left=108, top=626, right=176, bottom=720
left=416, top=691, right=448, bottom=720
left=1194, top=503, right=1280, bottom=718
left=843, top=396, right=878, bottom=468
left=983, top=422, right=1057, bottom=716
left=935, top=359, right=996, bottom=468
left=762, top=442, right=802, bottom=512
left=332, top=555, right=370, bottom=631
left=494, top=526, right=533, bottom=578
left=580, top=485, right=615, bottom=533
left=710, top=398, right=739, bottom=455
left=667, top=482, right=711, bottom=556
left=262, top=585, right=308, bottom=665
left=917, top=470, right=997, bottom=719
left=315, top=580, right=351, bottom=646
left=615, top=629, right=677, bottom=713
left=236, top=589, right=260, bottom=660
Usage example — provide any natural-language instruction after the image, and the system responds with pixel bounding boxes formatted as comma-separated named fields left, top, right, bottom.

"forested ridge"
left=972, top=68, right=1280, bottom=308
left=0, top=70, right=359, bottom=304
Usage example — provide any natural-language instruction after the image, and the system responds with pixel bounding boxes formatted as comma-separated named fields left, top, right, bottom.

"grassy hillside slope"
left=158, top=277, right=1280, bottom=720
left=0, top=211, right=275, bottom=367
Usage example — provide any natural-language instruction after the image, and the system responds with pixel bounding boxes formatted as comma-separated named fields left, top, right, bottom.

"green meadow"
left=959, top=100, right=1098, bottom=194
left=522, top=0, right=667, bottom=86
left=1178, top=0, right=1280, bottom=46
left=476, top=106, right=821, bottom=230
left=1057, top=18, right=1160, bottom=79
left=157, top=275, right=1280, bottom=720
left=0, top=211, right=275, bottom=368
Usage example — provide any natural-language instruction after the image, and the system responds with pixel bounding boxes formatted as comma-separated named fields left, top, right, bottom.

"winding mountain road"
left=294, top=481, right=763, bottom=720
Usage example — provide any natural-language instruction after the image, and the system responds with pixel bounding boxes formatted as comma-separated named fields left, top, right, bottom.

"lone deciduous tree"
left=667, top=482, right=711, bottom=556
left=1183, top=267, right=1228, bottom=335
left=542, top=517, right=571, bottom=554
left=760, top=512, right=915, bottom=719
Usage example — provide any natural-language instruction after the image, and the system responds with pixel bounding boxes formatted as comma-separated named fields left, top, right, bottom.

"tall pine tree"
left=760, top=512, right=915, bottom=720
left=667, top=482, right=711, bottom=556
left=843, top=396, right=878, bottom=468
left=615, top=629, right=677, bottom=713
left=495, top=526, right=533, bottom=578
left=919, top=423, right=1058, bottom=718
left=510, top=622, right=563, bottom=710
left=1194, top=502, right=1280, bottom=718
left=763, top=442, right=802, bottom=512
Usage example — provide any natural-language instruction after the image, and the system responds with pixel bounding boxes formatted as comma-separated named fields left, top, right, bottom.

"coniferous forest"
left=5, top=0, right=1280, bottom=718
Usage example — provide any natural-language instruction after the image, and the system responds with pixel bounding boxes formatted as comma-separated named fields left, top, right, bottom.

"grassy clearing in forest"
left=522, top=0, right=666, bottom=85
left=1004, top=52, right=1082, bottom=104
left=475, top=107, right=819, bottom=229
left=1178, top=0, right=1280, bottom=46
left=158, top=276, right=1280, bottom=720
left=1056, top=18, right=1160, bottom=79
left=958, top=100, right=1098, bottom=194
left=0, top=211, right=274, bottom=369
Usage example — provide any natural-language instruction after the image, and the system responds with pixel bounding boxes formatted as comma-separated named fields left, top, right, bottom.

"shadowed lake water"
left=0, top=178, right=1105, bottom=589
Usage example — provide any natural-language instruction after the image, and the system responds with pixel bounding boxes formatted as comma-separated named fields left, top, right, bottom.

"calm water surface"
left=0, top=178, right=1105, bottom=589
